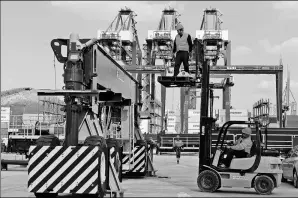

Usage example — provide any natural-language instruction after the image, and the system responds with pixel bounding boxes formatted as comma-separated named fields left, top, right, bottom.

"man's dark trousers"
left=223, top=149, right=248, bottom=167
left=174, top=51, right=189, bottom=77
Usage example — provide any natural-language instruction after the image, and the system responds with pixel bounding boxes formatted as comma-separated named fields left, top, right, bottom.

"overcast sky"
left=1, top=1, right=298, bottom=112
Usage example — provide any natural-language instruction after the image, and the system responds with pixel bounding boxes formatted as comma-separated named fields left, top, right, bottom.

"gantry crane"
left=145, top=7, right=181, bottom=134
left=125, top=7, right=182, bottom=134
left=97, top=7, right=142, bottom=66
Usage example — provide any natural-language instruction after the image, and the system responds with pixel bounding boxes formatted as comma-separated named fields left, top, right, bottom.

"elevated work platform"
left=157, top=76, right=196, bottom=87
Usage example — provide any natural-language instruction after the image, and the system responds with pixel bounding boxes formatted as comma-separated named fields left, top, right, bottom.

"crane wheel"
left=197, top=170, right=220, bottom=192
left=36, top=135, right=60, bottom=146
left=253, top=175, right=274, bottom=195
left=106, top=138, right=122, bottom=182
left=84, top=136, right=108, bottom=198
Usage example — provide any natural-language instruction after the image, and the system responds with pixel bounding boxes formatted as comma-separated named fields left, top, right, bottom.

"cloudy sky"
left=1, top=1, right=298, bottom=112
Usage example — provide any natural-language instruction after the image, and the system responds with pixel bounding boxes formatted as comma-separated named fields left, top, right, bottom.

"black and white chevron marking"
left=122, top=145, right=147, bottom=173
left=28, top=146, right=100, bottom=194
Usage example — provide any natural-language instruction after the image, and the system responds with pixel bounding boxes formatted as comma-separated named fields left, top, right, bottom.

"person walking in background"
left=173, top=135, right=184, bottom=164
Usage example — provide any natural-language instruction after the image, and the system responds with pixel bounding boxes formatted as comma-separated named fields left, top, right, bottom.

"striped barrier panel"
left=109, top=146, right=121, bottom=174
left=28, top=146, right=105, bottom=194
left=122, top=145, right=147, bottom=173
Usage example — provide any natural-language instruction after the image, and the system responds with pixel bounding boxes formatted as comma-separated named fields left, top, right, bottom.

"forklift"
left=196, top=37, right=283, bottom=195
left=156, top=11, right=283, bottom=194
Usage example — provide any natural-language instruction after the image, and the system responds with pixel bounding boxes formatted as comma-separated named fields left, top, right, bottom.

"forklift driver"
left=220, top=127, right=253, bottom=168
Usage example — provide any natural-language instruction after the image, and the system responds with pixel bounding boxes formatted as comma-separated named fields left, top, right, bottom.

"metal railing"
left=8, top=114, right=65, bottom=138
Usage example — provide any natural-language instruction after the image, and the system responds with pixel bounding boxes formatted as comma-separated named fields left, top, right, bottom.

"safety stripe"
left=56, top=159, right=98, bottom=193
left=110, top=147, right=115, bottom=163
left=131, top=147, right=146, bottom=172
left=28, top=146, right=70, bottom=187
left=77, top=172, right=98, bottom=194
left=132, top=146, right=145, bottom=165
left=122, top=146, right=143, bottom=165
left=67, top=164, right=98, bottom=193
left=122, top=145, right=147, bottom=173
left=31, top=146, right=84, bottom=191
left=28, top=146, right=100, bottom=194
left=122, top=147, right=137, bottom=165
left=28, top=146, right=58, bottom=173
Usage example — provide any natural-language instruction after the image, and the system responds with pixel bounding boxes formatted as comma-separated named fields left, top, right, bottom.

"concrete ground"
left=1, top=153, right=297, bottom=197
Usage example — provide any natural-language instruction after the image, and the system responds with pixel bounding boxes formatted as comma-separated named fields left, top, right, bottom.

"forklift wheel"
left=197, top=170, right=220, bottom=192
left=254, top=175, right=274, bottom=195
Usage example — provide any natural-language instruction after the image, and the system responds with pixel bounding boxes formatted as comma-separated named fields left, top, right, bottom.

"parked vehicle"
left=281, top=145, right=298, bottom=188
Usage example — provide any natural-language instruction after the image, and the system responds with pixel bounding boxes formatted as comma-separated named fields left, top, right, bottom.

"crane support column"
left=161, top=76, right=166, bottom=132
left=223, top=41, right=231, bottom=122
left=276, top=70, right=283, bottom=127
left=180, top=87, right=189, bottom=134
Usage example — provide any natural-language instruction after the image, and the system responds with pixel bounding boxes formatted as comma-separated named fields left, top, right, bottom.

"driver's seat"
left=229, top=140, right=258, bottom=169
left=247, top=140, right=257, bottom=157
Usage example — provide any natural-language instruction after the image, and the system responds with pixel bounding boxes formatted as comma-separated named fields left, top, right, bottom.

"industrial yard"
left=1, top=1, right=298, bottom=198
left=2, top=154, right=298, bottom=197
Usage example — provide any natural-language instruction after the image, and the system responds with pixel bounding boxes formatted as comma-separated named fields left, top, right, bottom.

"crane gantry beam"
left=125, top=65, right=282, bottom=74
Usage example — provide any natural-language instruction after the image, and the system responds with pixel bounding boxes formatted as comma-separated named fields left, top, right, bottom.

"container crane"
left=125, top=7, right=182, bottom=134
left=97, top=7, right=142, bottom=66
left=145, top=7, right=182, bottom=134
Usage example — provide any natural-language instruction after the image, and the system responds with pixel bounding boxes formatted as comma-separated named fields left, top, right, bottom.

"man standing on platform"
left=173, top=23, right=193, bottom=77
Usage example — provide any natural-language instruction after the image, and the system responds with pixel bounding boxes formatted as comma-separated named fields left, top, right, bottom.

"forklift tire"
left=106, top=138, right=122, bottom=182
left=34, top=193, right=57, bottom=198
left=84, top=136, right=108, bottom=198
left=36, top=135, right=60, bottom=146
left=253, top=175, right=274, bottom=195
left=197, top=170, right=220, bottom=192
